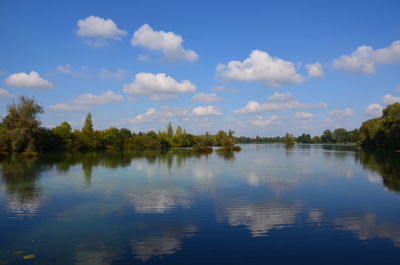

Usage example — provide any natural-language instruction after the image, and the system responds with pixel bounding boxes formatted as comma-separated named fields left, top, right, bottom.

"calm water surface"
left=1, top=144, right=400, bottom=264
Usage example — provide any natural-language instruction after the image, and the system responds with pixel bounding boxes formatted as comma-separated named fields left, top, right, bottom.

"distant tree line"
left=236, top=103, right=399, bottom=150
left=236, top=128, right=360, bottom=145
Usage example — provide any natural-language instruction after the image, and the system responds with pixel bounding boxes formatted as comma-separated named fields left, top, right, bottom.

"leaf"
left=23, top=254, right=35, bottom=260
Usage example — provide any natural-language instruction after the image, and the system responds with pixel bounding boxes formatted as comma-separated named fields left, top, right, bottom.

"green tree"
left=333, top=128, right=348, bottom=143
left=102, top=127, right=123, bottom=149
left=82, top=113, right=94, bottom=135
left=284, top=132, right=295, bottom=147
left=2, top=96, right=43, bottom=152
left=321, top=129, right=334, bottom=143
left=167, top=122, right=174, bottom=138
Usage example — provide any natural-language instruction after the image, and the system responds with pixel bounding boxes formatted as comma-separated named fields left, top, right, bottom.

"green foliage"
left=167, top=122, right=174, bottom=138
left=297, top=133, right=312, bottom=143
left=284, top=132, right=295, bottom=147
left=321, top=129, right=334, bottom=143
left=102, top=127, right=123, bottom=150
left=82, top=113, right=94, bottom=135
left=2, top=96, right=43, bottom=152
left=192, top=142, right=213, bottom=153
left=360, top=103, right=400, bottom=149
left=52, top=122, right=72, bottom=150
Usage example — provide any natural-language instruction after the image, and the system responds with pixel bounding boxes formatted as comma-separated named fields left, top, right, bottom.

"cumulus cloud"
left=294, top=112, right=315, bottom=120
left=6, top=71, right=53, bottom=89
left=99, top=68, right=129, bottom=80
left=381, top=94, right=400, bottom=105
left=76, top=16, right=127, bottom=41
left=192, top=106, right=222, bottom=116
left=332, top=40, right=400, bottom=74
left=131, top=107, right=190, bottom=123
left=234, top=92, right=327, bottom=114
left=192, top=93, right=222, bottom=103
left=328, top=108, right=355, bottom=118
left=365, top=104, right=383, bottom=117
left=0, top=88, right=15, bottom=99
left=123, top=72, right=196, bottom=101
left=305, top=62, right=324, bottom=77
left=249, top=115, right=278, bottom=127
left=216, top=49, right=304, bottom=88
left=131, top=24, right=198, bottom=62
left=49, top=90, right=123, bottom=112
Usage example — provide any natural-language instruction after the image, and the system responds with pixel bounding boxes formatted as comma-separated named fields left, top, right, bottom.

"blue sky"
left=1, top=0, right=400, bottom=136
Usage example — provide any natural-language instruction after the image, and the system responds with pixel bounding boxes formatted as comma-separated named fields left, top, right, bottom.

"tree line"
left=0, top=96, right=239, bottom=155
left=0, top=97, right=399, bottom=155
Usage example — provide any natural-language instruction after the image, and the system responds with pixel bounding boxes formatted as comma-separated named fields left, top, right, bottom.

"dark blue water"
left=1, top=144, right=400, bottom=264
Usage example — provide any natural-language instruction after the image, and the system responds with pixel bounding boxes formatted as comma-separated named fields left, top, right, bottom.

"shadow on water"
left=356, top=150, right=400, bottom=192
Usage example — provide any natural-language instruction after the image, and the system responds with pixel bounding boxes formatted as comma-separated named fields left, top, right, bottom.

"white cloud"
left=56, top=64, right=90, bottom=77
left=123, top=72, right=196, bottom=101
left=249, top=115, right=278, bottom=127
left=192, top=93, right=222, bottom=103
left=0, top=88, right=15, bottom=99
left=381, top=94, right=400, bottom=105
left=305, top=62, right=324, bottom=77
left=234, top=92, right=327, bottom=114
left=365, top=104, right=383, bottom=117
left=49, top=104, right=89, bottom=112
left=131, top=24, right=198, bottom=62
left=49, top=90, right=123, bottom=112
left=76, top=16, right=127, bottom=39
left=267, top=92, right=293, bottom=102
left=131, top=107, right=190, bottom=123
left=294, top=112, right=315, bottom=120
left=216, top=49, right=304, bottom=87
left=5, top=71, right=53, bottom=89
left=192, top=106, right=222, bottom=116
left=73, top=90, right=123, bottom=105
left=328, top=108, right=355, bottom=118
left=99, top=68, right=128, bottom=80
left=332, top=40, right=400, bottom=74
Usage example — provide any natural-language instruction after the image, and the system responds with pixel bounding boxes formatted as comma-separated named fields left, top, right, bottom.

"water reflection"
left=131, top=225, right=197, bottom=261
left=0, top=155, right=46, bottom=217
left=334, top=213, right=400, bottom=246
left=216, top=201, right=301, bottom=237
left=1, top=145, right=400, bottom=264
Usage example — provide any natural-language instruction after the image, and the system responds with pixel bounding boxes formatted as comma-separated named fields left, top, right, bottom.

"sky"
left=0, top=0, right=400, bottom=137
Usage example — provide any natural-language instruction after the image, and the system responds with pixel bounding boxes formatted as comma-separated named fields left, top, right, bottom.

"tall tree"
left=82, top=113, right=94, bottom=135
left=167, top=122, right=174, bottom=138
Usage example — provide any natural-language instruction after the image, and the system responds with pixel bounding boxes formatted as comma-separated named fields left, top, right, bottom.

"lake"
left=1, top=144, right=400, bottom=265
